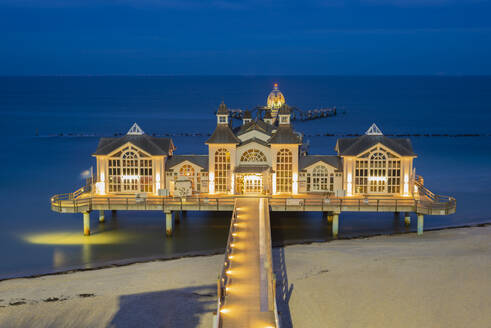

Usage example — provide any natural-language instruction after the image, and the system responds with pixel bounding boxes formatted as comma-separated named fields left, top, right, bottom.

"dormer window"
left=280, top=115, right=290, bottom=124
left=218, top=115, right=227, bottom=124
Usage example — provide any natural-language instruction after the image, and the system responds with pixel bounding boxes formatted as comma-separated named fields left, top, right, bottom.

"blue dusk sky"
left=0, top=0, right=490, bottom=75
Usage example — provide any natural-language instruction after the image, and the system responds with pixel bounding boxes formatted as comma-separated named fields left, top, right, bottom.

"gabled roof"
left=268, top=126, right=302, bottom=144
left=206, top=125, right=240, bottom=144
left=299, top=155, right=342, bottom=171
left=236, top=119, right=274, bottom=137
left=336, top=135, right=416, bottom=157
left=239, top=137, right=269, bottom=148
left=166, top=155, right=208, bottom=171
left=94, top=134, right=174, bottom=156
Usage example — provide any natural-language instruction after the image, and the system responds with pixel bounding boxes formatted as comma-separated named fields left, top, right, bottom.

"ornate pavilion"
left=92, top=84, right=417, bottom=198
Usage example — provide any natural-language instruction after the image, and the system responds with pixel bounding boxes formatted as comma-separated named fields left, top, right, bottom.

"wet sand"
left=0, top=226, right=490, bottom=328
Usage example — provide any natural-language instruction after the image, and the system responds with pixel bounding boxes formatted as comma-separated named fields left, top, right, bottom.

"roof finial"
left=127, top=122, right=144, bottom=135
left=365, top=123, right=383, bottom=136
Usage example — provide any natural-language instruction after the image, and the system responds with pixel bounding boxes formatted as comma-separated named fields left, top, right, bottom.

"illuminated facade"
left=93, top=86, right=416, bottom=198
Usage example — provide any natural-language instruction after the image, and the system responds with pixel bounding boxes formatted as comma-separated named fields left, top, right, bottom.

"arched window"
left=179, top=164, right=196, bottom=190
left=179, top=164, right=195, bottom=177
left=240, top=149, right=266, bottom=163
left=312, top=165, right=333, bottom=192
left=276, top=149, right=292, bottom=193
left=369, top=152, right=386, bottom=193
left=107, top=146, right=153, bottom=193
left=355, top=149, right=401, bottom=195
left=215, top=149, right=230, bottom=193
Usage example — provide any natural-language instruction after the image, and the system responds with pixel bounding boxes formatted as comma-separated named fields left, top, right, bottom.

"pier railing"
left=214, top=200, right=239, bottom=328
left=51, top=192, right=456, bottom=215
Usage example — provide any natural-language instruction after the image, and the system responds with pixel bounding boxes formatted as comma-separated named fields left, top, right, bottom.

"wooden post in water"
left=417, top=214, right=424, bottom=236
left=332, top=213, right=340, bottom=237
left=404, top=212, right=411, bottom=226
left=165, top=211, right=174, bottom=236
left=83, top=211, right=91, bottom=236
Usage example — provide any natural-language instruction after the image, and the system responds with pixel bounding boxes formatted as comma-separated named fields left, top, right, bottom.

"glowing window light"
left=367, top=176, right=387, bottom=182
left=122, top=175, right=140, bottom=180
left=403, top=174, right=409, bottom=196
left=347, top=173, right=353, bottom=196
left=292, top=172, right=298, bottom=194
left=209, top=172, right=215, bottom=194
left=272, top=173, right=277, bottom=194
left=95, top=182, right=105, bottom=195
left=220, top=308, right=229, bottom=314
left=226, top=270, right=232, bottom=275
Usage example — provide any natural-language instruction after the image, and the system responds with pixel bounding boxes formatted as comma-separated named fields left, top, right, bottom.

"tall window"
left=276, top=149, right=292, bottom=193
left=388, top=159, right=401, bottom=193
left=122, top=151, right=139, bottom=192
left=369, top=152, right=386, bottom=193
left=240, top=149, right=266, bottom=163
left=312, top=166, right=328, bottom=191
left=355, top=158, right=368, bottom=194
left=310, top=165, right=334, bottom=192
left=107, top=146, right=153, bottom=193
left=108, top=158, right=121, bottom=192
left=215, top=149, right=230, bottom=193
left=139, top=158, right=153, bottom=192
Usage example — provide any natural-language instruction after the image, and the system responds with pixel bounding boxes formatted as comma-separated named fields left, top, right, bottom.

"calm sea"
left=1, top=76, right=490, bottom=279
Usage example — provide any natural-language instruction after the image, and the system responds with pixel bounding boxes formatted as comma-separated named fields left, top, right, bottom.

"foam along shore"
left=0, top=226, right=490, bottom=328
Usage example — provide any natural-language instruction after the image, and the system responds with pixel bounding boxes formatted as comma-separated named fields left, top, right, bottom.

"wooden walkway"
left=219, top=198, right=277, bottom=328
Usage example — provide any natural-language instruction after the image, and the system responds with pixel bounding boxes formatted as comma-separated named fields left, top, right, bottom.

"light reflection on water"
left=9, top=208, right=488, bottom=279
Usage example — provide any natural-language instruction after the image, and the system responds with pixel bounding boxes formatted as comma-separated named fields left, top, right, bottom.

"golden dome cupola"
left=266, top=83, right=286, bottom=121
left=267, top=83, right=285, bottom=109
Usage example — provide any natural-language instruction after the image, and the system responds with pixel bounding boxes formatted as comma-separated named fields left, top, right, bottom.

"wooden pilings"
left=332, top=213, right=340, bottom=237
left=404, top=212, right=411, bottom=226
left=417, top=214, right=424, bottom=236
left=83, top=211, right=90, bottom=236
left=99, top=210, right=105, bottom=223
left=165, top=211, right=174, bottom=236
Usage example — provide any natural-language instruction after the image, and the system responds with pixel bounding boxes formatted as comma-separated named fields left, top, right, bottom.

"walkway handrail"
left=263, top=199, right=280, bottom=327
left=51, top=193, right=456, bottom=214
left=215, top=199, right=240, bottom=328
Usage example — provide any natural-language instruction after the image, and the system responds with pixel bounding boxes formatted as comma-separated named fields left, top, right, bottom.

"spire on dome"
left=127, top=123, right=144, bottom=135
left=365, top=123, right=383, bottom=136
left=217, top=101, right=228, bottom=115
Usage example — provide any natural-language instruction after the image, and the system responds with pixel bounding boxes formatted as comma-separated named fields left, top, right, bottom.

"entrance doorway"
left=243, top=174, right=262, bottom=194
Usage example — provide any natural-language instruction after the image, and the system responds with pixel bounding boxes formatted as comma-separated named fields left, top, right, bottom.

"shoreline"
left=0, top=224, right=489, bottom=328
left=3, top=221, right=490, bottom=283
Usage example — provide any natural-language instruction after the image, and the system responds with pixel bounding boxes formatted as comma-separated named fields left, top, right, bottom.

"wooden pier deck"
left=215, top=198, right=278, bottom=328
left=51, top=193, right=456, bottom=216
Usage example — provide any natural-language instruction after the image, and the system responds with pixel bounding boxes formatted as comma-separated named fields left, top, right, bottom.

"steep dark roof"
left=166, top=155, right=208, bottom=171
left=236, top=119, right=274, bottom=137
left=268, top=126, right=302, bottom=144
left=336, top=135, right=416, bottom=157
left=243, top=110, right=252, bottom=119
left=278, top=105, right=290, bottom=115
left=206, top=125, right=240, bottom=144
left=94, top=134, right=174, bottom=156
left=239, top=137, right=269, bottom=148
left=299, top=155, right=342, bottom=171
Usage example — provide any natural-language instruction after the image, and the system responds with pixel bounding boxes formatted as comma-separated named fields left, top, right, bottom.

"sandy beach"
left=1, top=225, right=490, bottom=328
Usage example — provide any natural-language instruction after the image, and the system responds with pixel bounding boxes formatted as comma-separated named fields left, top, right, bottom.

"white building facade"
left=93, top=85, right=416, bottom=198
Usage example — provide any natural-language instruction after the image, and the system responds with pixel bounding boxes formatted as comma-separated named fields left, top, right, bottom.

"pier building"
left=51, top=84, right=455, bottom=238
